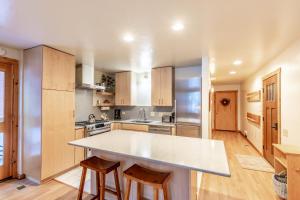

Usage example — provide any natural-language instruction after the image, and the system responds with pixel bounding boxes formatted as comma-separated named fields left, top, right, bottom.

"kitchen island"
left=69, top=130, right=230, bottom=200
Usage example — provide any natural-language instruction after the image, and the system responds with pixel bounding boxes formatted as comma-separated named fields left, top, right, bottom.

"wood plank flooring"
left=0, top=131, right=279, bottom=200
left=199, top=131, right=280, bottom=200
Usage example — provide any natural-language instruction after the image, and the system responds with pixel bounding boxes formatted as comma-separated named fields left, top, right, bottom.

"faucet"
left=137, top=108, right=147, bottom=121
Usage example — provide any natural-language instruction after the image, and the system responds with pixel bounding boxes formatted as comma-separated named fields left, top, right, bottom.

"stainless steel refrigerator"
left=175, top=66, right=202, bottom=138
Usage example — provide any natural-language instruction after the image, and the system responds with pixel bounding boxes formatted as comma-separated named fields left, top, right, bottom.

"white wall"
left=212, top=84, right=241, bottom=130
left=241, top=38, right=300, bottom=153
left=0, top=45, right=23, bottom=175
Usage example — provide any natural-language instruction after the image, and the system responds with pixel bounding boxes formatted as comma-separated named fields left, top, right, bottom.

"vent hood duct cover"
left=76, top=64, right=105, bottom=90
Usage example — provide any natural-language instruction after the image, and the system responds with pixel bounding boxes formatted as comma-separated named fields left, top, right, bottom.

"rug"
left=235, top=154, right=274, bottom=173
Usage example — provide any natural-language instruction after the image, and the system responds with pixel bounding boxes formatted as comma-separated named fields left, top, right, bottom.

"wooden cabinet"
left=115, top=72, right=133, bottom=106
left=23, top=45, right=76, bottom=183
left=43, top=46, right=75, bottom=91
left=74, top=128, right=85, bottom=165
left=111, top=122, right=121, bottom=130
left=151, top=67, right=173, bottom=106
left=121, top=123, right=149, bottom=132
left=176, top=124, right=201, bottom=138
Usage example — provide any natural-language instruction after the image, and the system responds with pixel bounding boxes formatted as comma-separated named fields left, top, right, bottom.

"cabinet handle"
left=158, top=99, right=161, bottom=105
left=161, top=99, right=163, bottom=105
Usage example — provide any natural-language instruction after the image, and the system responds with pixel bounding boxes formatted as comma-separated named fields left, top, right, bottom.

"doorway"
left=214, top=91, right=238, bottom=131
left=0, top=57, right=18, bottom=180
left=263, top=69, right=281, bottom=166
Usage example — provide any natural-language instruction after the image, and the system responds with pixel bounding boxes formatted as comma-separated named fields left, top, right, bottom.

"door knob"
left=272, top=123, right=278, bottom=130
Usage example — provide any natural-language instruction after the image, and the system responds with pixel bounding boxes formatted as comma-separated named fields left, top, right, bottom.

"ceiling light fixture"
left=123, top=33, right=135, bottom=42
left=233, top=59, right=242, bottom=65
left=229, top=71, right=237, bottom=75
left=172, top=21, right=184, bottom=31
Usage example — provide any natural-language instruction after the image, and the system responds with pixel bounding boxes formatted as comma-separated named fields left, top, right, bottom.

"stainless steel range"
left=75, top=120, right=111, bottom=136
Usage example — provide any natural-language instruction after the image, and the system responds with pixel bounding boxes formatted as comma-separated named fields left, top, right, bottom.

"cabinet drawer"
left=121, top=124, right=149, bottom=132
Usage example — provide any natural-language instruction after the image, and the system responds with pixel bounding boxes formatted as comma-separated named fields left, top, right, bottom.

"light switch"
left=122, top=112, right=126, bottom=115
left=150, top=112, right=155, bottom=117
left=283, top=129, right=288, bottom=137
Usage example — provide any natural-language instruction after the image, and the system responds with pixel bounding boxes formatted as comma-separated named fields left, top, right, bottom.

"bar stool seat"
left=124, top=164, right=171, bottom=200
left=77, top=156, right=122, bottom=200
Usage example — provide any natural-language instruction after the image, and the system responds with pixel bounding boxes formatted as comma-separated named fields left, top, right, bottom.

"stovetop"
left=75, top=120, right=110, bottom=126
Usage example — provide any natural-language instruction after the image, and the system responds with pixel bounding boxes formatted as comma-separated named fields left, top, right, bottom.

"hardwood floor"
left=0, top=178, right=92, bottom=200
left=199, top=131, right=280, bottom=200
left=0, top=131, right=279, bottom=200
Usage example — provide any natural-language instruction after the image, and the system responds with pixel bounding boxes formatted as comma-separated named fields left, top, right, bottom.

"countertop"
left=69, top=130, right=230, bottom=177
left=112, top=119, right=175, bottom=127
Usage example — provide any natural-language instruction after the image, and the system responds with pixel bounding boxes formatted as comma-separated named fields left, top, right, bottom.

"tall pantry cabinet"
left=23, top=46, right=75, bottom=183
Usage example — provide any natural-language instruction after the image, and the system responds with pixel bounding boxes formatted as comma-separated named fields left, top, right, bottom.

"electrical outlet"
left=159, top=112, right=164, bottom=117
left=122, top=112, right=126, bottom=115
left=150, top=112, right=155, bottom=117
left=283, top=129, right=288, bottom=137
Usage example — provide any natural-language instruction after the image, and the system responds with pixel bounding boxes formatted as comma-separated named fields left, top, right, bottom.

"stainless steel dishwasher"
left=148, top=125, right=172, bottom=135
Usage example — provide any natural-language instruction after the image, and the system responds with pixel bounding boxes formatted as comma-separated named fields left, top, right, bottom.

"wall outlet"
left=150, top=112, right=155, bottom=117
left=159, top=112, right=164, bottom=117
left=122, top=112, right=126, bottom=115
left=283, top=129, right=288, bottom=137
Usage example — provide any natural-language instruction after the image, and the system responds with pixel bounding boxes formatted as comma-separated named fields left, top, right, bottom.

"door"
left=263, top=72, right=280, bottom=165
left=0, top=63, right=13, bottom=180
left=214, top=91, right=237, bottom=131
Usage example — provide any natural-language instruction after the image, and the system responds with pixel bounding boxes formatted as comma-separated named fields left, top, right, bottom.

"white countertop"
left=69, top=130, right=230, bottom=177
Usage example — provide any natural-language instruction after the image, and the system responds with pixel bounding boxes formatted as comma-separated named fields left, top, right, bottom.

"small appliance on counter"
left=114, top=109, right=121, bottom=120
left=162, top=114, right=172, bottom=123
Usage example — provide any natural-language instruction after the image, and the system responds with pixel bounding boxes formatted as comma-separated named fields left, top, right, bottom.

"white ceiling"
left=1, top=0, right=300, bottom=83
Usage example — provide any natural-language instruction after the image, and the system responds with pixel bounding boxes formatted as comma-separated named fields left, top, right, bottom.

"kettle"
left=88, top=114, right=96, bottom=123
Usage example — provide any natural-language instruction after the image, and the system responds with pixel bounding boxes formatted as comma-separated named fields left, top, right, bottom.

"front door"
left=0, top=63, right=13, bottom=180
left=214, top=91, right=237, bottom=131
left=263, top=72, right=280, bottom=165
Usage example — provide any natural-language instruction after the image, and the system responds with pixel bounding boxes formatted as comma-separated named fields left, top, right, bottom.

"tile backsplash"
left=76, top=89, right=174, bottom=122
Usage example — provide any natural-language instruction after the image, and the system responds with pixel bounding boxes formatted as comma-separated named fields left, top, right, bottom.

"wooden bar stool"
left=77, top=156, right=122, bottom=200
left=123, top=164, right=171, bottom=200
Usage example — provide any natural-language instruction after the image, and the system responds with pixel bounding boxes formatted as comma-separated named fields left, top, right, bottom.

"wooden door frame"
left=214, top=90, right=238, bottom=131
left=262, top=68, right=281, bottom=160
left=0, top=56, right=19, bottom=179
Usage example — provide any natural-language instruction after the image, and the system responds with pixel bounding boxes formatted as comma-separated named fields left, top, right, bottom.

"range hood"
left=76, top=64, right=105, bottom=90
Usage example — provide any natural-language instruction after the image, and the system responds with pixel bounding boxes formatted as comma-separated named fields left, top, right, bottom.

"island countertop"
left=69, top=130, right=230, bottom=177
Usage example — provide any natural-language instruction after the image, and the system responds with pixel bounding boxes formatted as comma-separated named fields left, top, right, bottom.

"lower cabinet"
left=74, top=128, right=85, bottom=165
left=121, top=123, right=149, bottom=132
left=176, top=124, right=201, bottom=138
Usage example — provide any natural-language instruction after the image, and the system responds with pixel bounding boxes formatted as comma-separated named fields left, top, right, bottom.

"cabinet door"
left=122, top=72, right=132, bottom=106
left=115, top=73, right=123, bottom=105
left=151, top=68, right=161, bottom=106
left=43, top=47, right=75, bottom=91
left=176, top=124, right=201, bottom=138
left=74, top=128, right=85, bottom=165
left=41, top=90, right=75, bottom=180
left=160, top=67, right=173, bottom=106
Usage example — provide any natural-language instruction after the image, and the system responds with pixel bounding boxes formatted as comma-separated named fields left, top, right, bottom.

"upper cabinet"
left=151, top=67, right=173, bottom=106
left=43, top=46, right=75, bottom=91
left=115, top=72, right=135, bottom=106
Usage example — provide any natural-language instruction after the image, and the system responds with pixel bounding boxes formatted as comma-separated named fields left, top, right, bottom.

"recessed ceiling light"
left=123, top=33, right=135, bottom=42
left=172, top=21, right=184, bottom=31
left=233, top=60, right=243, bottom=65
left=229, top=71, right=237, bottom=75
left=210, top=63, right=216, bottom=74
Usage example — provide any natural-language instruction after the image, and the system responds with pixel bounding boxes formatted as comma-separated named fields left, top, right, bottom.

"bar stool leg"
left=113, top=169, right=122, bottom=200
left=137, top=183, right=143, bottom=200
left=163, top=184, right=169, bottom=200
left=124, top=178, right=132, bottom=200
left=96, top=172, right=100, bottom=199
left=100, top=173, right=106, bottom=200
left=153, top=188, right=159, bottom=200
left=77, top=167, right=87, bottom=200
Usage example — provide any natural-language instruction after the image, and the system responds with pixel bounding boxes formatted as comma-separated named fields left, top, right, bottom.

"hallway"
left=199, top=131, right=279, bottom=200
